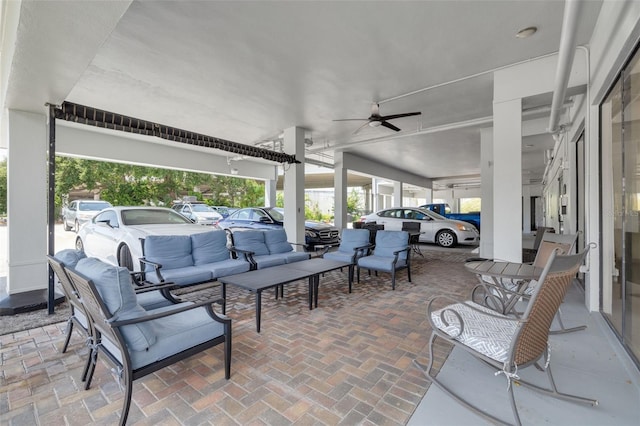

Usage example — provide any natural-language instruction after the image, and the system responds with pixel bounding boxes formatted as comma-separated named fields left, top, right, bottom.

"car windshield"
left=191, top=204, right=214, bottom=212
left=269, top=207, right=285, bottom=221
left=121, top=209, right=193, bottom=226
left=79, top=202, right=111, bottom=211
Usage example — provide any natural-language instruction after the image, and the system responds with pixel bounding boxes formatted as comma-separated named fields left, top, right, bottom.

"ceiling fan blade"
left=353, top=121, right=372, bottom=134
left=379, top=111, right=422, bottom=121
left=333, top=118, right=368, bottom=122
left=380, top=121, right=401, bottom=132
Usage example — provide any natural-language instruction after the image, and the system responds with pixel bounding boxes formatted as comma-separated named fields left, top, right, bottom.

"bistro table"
left=218, top=258, right=350, bottom=332
left=464, top=260, right=543, bottom=315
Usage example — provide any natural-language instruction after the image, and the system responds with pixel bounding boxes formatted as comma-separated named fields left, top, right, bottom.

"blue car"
left=217, top=207, right=340, bottom=250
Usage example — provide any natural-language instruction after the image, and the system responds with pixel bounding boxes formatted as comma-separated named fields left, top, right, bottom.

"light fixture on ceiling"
left=368, top=121, right=382, bottom=127
left=516, top=26, right=537, bottom=38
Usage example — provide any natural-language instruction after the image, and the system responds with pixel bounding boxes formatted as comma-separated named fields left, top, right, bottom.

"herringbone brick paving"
left=1, top=248, right=477, bottom=425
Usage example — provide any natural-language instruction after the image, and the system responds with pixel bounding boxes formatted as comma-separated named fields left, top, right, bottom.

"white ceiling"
left=4, top=1, right=604, bottom=189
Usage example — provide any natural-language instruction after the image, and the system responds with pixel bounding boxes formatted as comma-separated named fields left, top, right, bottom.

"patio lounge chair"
left=322, top=228, right=371, bottom=292
left=67, top=257, right=231, bottom=426
left=415, top=247, right=597, bottom=425
left=356, top=230, right=411, bottom=290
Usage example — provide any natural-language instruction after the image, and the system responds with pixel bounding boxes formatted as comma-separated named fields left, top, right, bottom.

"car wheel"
left=118, top=245, right=135, bottom=271
left=75, top=237, right=84, bottom=253
left=63, top=218, right=72, bottom=231
left=436, top=230, right=457, bottom=248
left=74, top=220, right=80, bottom=233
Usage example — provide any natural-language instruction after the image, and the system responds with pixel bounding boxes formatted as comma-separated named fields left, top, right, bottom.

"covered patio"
left=1, top=247, right=638, bottom=425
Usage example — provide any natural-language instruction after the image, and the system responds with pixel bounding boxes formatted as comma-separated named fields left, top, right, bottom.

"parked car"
left=76, top=206, right=214, bottom=270
left=217, top=207, right=340, bottom=250
left=360, top=207, right=479, bottom=248
left=209, top=206, right=233, bottom=218
left=420, top=203, right=481, bottom=231
left=171, top=202, right=223, bottom=225
left=62, top=199, right=113, bottom=232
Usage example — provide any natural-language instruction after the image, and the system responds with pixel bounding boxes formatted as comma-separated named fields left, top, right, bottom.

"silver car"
left=361, top=207, right=479, bottom=248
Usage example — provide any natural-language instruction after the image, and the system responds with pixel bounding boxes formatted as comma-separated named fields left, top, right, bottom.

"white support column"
left=334, top=151, right=348, bottom=229
left=372, top=178, right=380, bottom=212
left=5, top=110, right=48, bottom=294
left=480, top=128, right=494, bottom=259
left=393, top=181, right=403, bottom=207
left=283, top=127, right=305, bottom=249
left=493, top=98, right=522, bottom=262
left=522, top=181, right=532, bottom=234
left=264, top=170, right=277, bottom=207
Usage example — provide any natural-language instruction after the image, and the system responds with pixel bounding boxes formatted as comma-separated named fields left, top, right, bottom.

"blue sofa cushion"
left=146, top=265, right=213, bottom=286
left=198, top=258, right=251, bottom=278
left=191, top=230, right=231, bottom=265
left=232, top=230, right=270, bottom=256
left=283, top=251, right=311, bottom=263
left=358, top=255, right=407, bottom=272
left=373, top=231, right=409, bottom=261
left=76, top=258, right=157, bottom=351
left=264, top=229, right=293, bottom=254
left=324, top=251, right=356, bottom=264
left=253, top=255, right=287, bottom=269
left=54, top=249, right=86, bottom=268
left=143, top=235, right=193, bottom=271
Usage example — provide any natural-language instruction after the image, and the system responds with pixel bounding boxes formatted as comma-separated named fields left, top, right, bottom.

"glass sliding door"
left=601, top=44, right=640, bottom=362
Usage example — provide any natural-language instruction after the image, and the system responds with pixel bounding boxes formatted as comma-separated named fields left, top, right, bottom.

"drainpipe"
left=548, top=0, right=583, bottom=136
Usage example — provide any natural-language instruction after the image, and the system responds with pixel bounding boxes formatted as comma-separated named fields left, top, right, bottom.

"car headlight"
left=456, top=224, right=471, bottom=231
left=305, top=229, right=318, bottom=238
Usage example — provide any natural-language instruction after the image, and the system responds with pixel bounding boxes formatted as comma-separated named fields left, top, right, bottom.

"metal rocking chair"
left=414, top=247, right=597, bottom=425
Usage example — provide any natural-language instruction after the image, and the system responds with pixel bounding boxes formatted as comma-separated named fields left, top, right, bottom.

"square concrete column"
left=493, top=98, right=522, bottom=262
left=480, top=128, right=494, bottom=259
left=393, top=181, right=403, bottom=207
left=264, top=173, right=277, bottom=208
left=4, top=110, right=48, bottom=294
left=283, top=127, right=305, bottom=248
left=333, top=151, right=347, bottom=229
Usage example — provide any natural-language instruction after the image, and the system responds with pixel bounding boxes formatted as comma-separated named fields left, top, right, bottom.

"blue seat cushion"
left=127, top=304, right=226, bottom=370
left=324, top=251, right=356, bottom=264
left=76, top=258, right=156, bottom=351
left=146, top=265, right=213, bottom=287
left=143, top=235, right=194, bottom=272
left=54, top=249, right=87, bottom=268
left=232, top=230, right=270, bottom=256
left=191, top=230, right=231, bottom=265
left=358, top=255, right=407, bottom=272
left=283, top=251, right=311, bottom=263
left=253, top=255, right=287, bottom=269
left=264, top=229, right=293, bottom=254
left=198, top=258, right=251, bottom=278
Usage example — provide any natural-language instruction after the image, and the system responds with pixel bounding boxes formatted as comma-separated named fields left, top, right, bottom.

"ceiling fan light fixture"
left=516, top=26, right=537, bottom=38
left=369, top=120, right=382, bottom=127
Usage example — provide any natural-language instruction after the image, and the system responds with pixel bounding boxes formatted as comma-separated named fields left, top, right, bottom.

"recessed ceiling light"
left=516, top=26, right=537, bottom=39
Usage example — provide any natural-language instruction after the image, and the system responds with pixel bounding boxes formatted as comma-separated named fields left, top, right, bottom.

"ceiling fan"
left=333, top=103, right=421, bottom=134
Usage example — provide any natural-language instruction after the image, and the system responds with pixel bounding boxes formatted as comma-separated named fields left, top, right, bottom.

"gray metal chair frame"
left=414, top=248, right=597, bottom=425
left=65, top=267, right=231, bottom=426
left=356, top=230, right=411, bottom=290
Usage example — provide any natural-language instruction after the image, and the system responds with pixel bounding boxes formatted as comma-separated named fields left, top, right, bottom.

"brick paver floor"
left=1, top=248, right=477, bottom=425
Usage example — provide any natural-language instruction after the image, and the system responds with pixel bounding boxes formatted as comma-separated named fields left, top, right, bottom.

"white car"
left=62, top=199, right=113, bottom=232
left=171, top=202, right=223, bottom=225
left=76, top=206, right=215, bottom=270
left=361, top=207, right=479, bottom=248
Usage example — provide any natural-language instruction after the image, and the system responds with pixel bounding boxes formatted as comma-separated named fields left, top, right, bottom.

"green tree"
left=0, top=159, right=6, bottom=215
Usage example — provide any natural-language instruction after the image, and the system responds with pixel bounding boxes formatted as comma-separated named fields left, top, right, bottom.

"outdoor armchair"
left=322, top=228, right=371, bottom=292
left=415, top=247, right=597, bottom=425
left=356, top=230, right=411, bottom=290
left=67, top=258, right=231, bottom=426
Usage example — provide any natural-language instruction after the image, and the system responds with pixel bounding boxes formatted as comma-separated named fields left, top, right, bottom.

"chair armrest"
left=110, top=298, right=229, bottom=326
left=133, top=281, right=183, bottom=304
left=138, top=257, right=165, bottom=283
left=391, top=246, right=411, bottom=265
left=229, top=247, right=257, bottom=268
